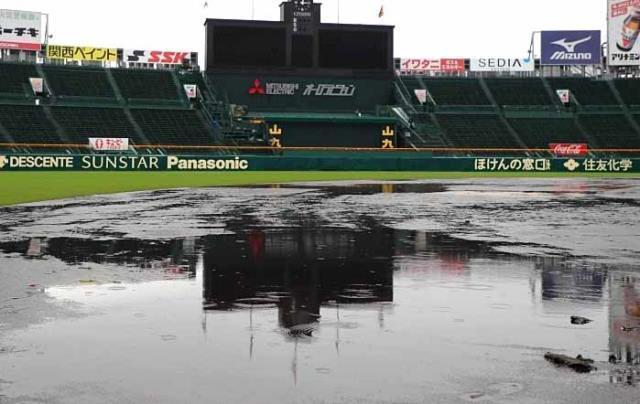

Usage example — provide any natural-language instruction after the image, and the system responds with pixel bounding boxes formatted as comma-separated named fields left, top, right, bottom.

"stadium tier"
left=507, top=118, right=588, bottom=149
left=402, top=77, right=491, bottom=106
left=111, top=69, right=183, bottom=104
left=0, top=63, right=38, bottom=97
left=51, top=107, right=139, bottom=143
left=578, top=114, right=640, bottom=149
left=613, top=79, right=640, bottom=109
left=130, top=109, right=214, bottom=145
left=484, top=78, right=554, bottom=107
left=2, top=60, right=640, bottom=154
left=547, top=78, right=619, bottom=108
left=43, top=66, right=116, bottom=100
left=435, top=114, right=519, bottom=149
left=0, top=105, right=60, bottom=143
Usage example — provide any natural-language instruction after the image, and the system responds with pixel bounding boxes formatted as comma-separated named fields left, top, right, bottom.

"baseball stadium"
left=1, top=1, right=640, bottom=403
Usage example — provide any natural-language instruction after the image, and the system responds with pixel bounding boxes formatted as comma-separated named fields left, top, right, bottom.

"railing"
left=2, top=142, right=639, bottom=156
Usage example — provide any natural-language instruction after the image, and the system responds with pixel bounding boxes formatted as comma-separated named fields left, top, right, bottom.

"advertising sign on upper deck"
left=608, top=0, right=640, bottom=66
left=46, top=45, right=118, bottom=62
left=541, top=30, right=601, bottom=65
left=399, top=58, right=465, bottom=73
left=469, top=57, right=534, bottom=72
left=0, top=9, right=42, bottom=51
left=124, top=49, right=192, bottom=64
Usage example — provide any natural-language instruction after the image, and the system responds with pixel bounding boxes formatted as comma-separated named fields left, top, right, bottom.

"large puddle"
left=0, top=179, right=639, bottom=403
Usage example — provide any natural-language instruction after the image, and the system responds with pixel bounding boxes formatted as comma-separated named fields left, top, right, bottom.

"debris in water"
left=570, top=316, right=593, bottom=325
left=544, top=353, right=596, bottom=373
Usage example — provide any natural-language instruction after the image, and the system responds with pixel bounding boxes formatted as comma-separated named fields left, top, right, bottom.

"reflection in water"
left=201, top=227, right=395, bottom=336
left=1, top=223, right=639, bottom=388
left=538, top=258, right=606, bottom=303
left=610, top=274, right=640, bottom=365
left=0, top=237, right=199, bottom=276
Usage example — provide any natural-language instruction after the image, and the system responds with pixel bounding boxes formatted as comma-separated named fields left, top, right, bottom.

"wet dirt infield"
left=1, top=178, right=639, bottom=403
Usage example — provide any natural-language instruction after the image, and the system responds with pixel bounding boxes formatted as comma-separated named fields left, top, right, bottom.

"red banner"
left=399, top=58, right=465, bottom=72
left=549, top=143, right=588, bottom=156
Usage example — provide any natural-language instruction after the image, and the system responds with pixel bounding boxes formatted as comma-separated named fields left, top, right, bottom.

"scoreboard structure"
left=204, top=0, right=394, bottom=75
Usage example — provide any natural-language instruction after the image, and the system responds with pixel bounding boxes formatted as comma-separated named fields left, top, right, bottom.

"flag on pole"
left=378, top=5, right=384, bottom=18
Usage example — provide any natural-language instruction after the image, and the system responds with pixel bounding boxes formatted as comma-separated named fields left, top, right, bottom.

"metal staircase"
left=392, top=76, right=448, bottom=149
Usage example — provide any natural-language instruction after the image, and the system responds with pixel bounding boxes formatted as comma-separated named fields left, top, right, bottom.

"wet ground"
left=0, top=178, right=639, bottom=403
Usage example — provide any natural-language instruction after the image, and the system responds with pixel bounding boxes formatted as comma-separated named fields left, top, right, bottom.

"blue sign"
left=541, top=31, right=601, bottom=65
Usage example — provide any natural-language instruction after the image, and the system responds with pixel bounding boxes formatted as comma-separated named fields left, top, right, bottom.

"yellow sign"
left=269, top=124, right=282, bottom=136
left=46, top=45, right=118, bottom=62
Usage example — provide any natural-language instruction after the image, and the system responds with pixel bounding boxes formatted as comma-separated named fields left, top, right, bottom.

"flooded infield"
left=0, top=179, right=639, bottom=403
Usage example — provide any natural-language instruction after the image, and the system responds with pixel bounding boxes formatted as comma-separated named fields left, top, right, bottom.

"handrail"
left=1, top=143, right=639, bottom=154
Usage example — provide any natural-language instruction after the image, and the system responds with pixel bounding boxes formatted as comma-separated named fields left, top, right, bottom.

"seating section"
left=485, top=78, right=553, bottom=106
left=52, top=107, right=140, bottom=144
left=130, top=109, right=213, bottom=145
left=547, top=78, right=618, bottom=106
left=0, top=105, right=59, bottom=143
left=0, top=63, right=39, bottom=95
left=43, top=66, right=115, bottom=98
left=112, top=69, right=179, bottom=100
left=400, top=77, right=490, bottom=105
left=579, top=114, right=640, bottom=148
left=422, top=78, right=491, bottom=105
left=508, top=118, right=588, bottom=148
left=613, top=79, right=640, bottom=107
left=436, top=114, right=519, bottom=148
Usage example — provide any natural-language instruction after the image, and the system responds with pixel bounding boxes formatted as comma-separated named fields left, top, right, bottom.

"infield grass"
left=1, top=171, right=639, bottom=206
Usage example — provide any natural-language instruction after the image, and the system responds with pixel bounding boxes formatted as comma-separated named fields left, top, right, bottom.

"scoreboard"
left=205, top=0, right=393, bottom=73
left=280, top=0, right=320, bottom=35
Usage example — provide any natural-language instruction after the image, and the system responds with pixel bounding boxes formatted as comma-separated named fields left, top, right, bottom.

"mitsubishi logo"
left=0, top=155, right=6, bottom=169
left=551, top=36, right=591, bottom=52
left=249, top=79, right=265, bottom=95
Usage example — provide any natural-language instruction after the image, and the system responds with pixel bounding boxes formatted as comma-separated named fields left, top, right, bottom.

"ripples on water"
left=0, top=179, right=639, bottom=403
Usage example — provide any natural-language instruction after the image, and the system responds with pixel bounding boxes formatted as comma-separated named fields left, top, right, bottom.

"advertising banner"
left=124, top=49, right=191, bottom=64
left=89, top=138, right=129, bottom=151
left=541, top=30, right=601, bottom=65
left=0, top=154, right=636, bottom=173
left=556, top=89, right=570, bottom=104
left=399, top=58, right=465, bottom=73
left=469, top=58, right=534, bottom=72
left=414, top=89, right=428, bottom=104
left=549, top=143, right=588, bottom=156
left=29, top=77, right=43, bottom=94
left=608, top=0, right=640, bottom=66
left=46, top=45, right=118, bottom=62
left=183, top=84, right=197, bottom=99
left=0, top=9, right=42, bottom=51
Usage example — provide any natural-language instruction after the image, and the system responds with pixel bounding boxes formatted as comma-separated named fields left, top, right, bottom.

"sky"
left=5, top=0, right=607, bottom=60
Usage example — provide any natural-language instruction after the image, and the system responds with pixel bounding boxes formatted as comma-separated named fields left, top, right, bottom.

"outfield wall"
left=0, top=154, right=637, bottom=174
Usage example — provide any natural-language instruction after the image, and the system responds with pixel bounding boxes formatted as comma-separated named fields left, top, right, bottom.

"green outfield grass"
left=1, top=171, right=639, bottom=206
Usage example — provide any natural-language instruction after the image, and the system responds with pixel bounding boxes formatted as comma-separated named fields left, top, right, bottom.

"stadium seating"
left=547, top=78, right=618, bottom=107
left=422, top=78, right=491, bottom=105
left=0, top=63, right=39, bottom=97
left=51, top=107, right=140, bottom=144
left=508, top=118, right=588, bottom=148
left=436, top=114, right=519, bottom=148
left=399, top=77, right=490, bottom=105
left=485, top=78, right=554, bottom=106
left=613, top=79, right=640, bottom=108
left=130, top=109, right=214, bottom=145
left=0, top=105, right=60, bottom=143
left=112, top=69, right=181, bottom=102
left=578, top=114, right=640, bottom=148
left=43, top=65, right=115, bottom=99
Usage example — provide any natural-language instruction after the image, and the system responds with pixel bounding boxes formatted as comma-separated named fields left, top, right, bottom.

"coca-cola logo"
left=549, top=143, right=588, bottom=156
